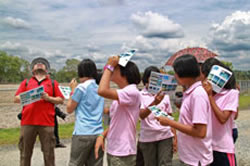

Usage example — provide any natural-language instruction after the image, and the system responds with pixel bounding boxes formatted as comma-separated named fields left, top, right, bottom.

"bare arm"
left=203, top=80, right=232, bottom=124
left=104, top=107, right=109, bottom=114
left=98, top=56, right=119, bottom=100
left=208, top=95, right=232, bottom=124
left=140, top=91, right=164, bottom=119
left=67, top=98, right=78, bottom=114
left=41, top=93, right=64, bottom=104
left=66, top=78, right=78, bottom=114
left=157, top=117, right=207, bottom=138
left=98, top=69, right=119, bottom=100
left=95, top=128, right=109, bottom=159
left=171, top=127, right=178, bottom=153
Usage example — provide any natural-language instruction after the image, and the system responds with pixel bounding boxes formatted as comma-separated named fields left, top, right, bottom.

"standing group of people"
left=14, top=54, right=239, bottom=166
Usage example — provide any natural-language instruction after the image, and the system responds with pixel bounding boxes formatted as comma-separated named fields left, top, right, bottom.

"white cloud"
left=131, top=11, right=184, bottom=39
left=208, top=11, right=250, bottom=70
left=121, top=35, right=205, bottom=70
left=3, top=17, right=30, bottom=29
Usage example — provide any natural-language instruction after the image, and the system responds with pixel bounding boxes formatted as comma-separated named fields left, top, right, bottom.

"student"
left=201, top=58, right=239, bottom=166
left=157, top=54, right=213, bottom=166
left=139, top=66, right=177, bottom=166
left=67, top=59, right=104, bottom=166
left=95, top=56, right=141, bottom=166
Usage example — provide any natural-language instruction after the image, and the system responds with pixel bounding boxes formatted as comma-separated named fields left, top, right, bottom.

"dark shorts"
left=211, top=151, right=236, bottom=166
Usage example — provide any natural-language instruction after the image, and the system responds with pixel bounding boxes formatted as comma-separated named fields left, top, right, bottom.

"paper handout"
left=148, top=105, right=174, bottom=120
left=59, top=86, right=72, bottom=99
left=118, top=50, right=136, bottom=67
left=207, top=65, right=232, bottom=93
left=20, top=86, right=44, bottom=106
left=148, top=71, right=177, bottom=94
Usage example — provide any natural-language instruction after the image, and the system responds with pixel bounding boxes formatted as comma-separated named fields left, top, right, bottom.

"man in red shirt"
left=14, top=57, right=64, bottom=166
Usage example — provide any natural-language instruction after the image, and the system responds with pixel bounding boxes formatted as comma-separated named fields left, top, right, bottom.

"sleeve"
left=140, top=94, right=146, bottom=109
left=53, top=80, right=64, bottom=98
left=117, top=88, right=138, bottom=106
left=161, top=95, right=172, bottom=114
left=191, top=94, right=209, bottom=125
left=223, top=90, right=239, bottom=112
left=15, top=79, right=28, bottom=96
left=71, top=86, right=84, bottom=103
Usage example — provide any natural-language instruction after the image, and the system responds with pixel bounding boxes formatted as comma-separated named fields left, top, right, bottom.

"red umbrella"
left=165, top=47, right=218, bottom=66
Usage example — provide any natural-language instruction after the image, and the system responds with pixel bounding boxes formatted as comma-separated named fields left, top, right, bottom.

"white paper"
left=207, top=65, right=232, bottom=93
left=20, top=86, right=44, bottom=106
left=118, top=50, right=136, bottom=67
left=59, top=86, right=72, bottom=99
left=148, top=71, right=177, bottom=95
left=148, top=105, right=174, bottom=120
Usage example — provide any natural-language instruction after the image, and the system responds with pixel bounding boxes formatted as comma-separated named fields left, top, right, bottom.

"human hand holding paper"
left=202, top=80, right=213, bottom=96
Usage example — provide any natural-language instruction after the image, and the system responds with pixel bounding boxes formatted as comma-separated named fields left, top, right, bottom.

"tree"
left=0, top=51, right=30, bottom=83
left=221, top=60, right=233, bottom=70
left=55, top=59, right=80, bottom=82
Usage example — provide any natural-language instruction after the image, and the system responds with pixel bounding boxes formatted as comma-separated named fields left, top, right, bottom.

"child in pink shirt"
left=201, top=58, right=239, bottom=166
left=157, top=54, right=213, bottom=166
left=138, top=66, right=176, bottom=166
left=95, top=56, right=141, bottom=166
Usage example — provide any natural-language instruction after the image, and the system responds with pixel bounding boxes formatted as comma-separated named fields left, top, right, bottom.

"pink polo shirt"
left=212, top=89, right=239, bottom=154
left=139, top=88, right=174, bottom=142
left=178, top=81, right=213, bottom=166
left=107, top=84, right=141, bottom=156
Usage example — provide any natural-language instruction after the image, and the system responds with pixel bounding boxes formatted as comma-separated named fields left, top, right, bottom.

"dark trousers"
left=136, top=143, right=144, bottom=166
left=232, top=128, right=238, bottom=143
left=54, top=116, right=60, bottom=144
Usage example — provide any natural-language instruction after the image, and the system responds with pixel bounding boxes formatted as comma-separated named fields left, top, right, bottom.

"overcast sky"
left=0, top=0, right=250, bottom=71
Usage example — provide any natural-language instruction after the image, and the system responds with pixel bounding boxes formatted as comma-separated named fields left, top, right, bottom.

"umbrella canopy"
left=165, top=47, right=218, bottom=66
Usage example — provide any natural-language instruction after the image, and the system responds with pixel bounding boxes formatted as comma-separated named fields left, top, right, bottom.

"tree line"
left=0, top=50, right=250, bottom=83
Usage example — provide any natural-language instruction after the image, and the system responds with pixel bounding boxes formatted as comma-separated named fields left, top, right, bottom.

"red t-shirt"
left=15, top=76, right=64, bottom=126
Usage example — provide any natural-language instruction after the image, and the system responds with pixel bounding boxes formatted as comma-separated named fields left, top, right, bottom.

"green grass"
left=239, top=94, right=250, bottom=110
left=0, top=128, right=20, bottom=145
left=0, top=123, right=75, bottom=145
left=57, top=123, right=74, bottom=139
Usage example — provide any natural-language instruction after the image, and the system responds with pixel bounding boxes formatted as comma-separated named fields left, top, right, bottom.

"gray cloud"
left=131, top=11, right=184, bottom=39
left=97, top=0, right=124, bottom=6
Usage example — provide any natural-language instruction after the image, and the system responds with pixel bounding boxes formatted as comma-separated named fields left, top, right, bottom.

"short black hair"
left=96, top=71, right=103, bottom=85
left=201, top=58, right=236, bottom=90
left=142, top=66, right=160, bottom=85
left=173, top=54, right=200, bottom=78
left=201, top=58, right=222, bottom=77
left=119, top=61, right=141, bottom=85
left=78, top=59, right=97, bottom=79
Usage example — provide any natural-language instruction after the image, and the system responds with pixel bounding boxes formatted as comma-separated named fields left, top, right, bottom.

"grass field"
left=239, top=94, right=250, bottom=110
